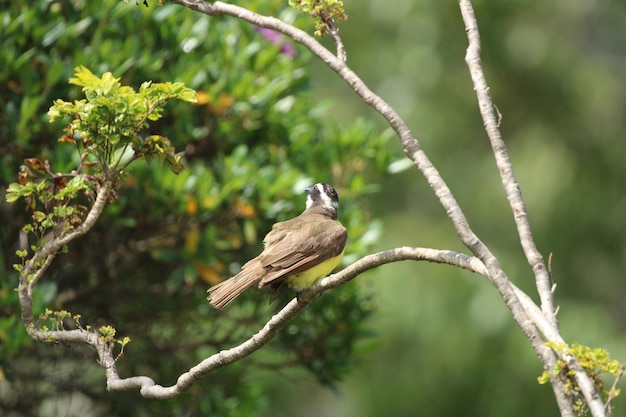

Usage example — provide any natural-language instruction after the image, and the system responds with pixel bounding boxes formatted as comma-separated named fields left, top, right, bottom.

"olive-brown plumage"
left=207, top=183, right=347, bottom=308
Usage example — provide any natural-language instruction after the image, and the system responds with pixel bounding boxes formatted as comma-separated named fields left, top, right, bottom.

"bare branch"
left=458, top=1, right=609, bottom=416
left=98, top=247, right=597, bottom=404
left=104, top=247, right=490, bottom=398
left=326, top=24, right=346, bottom=62
left=316, top=246, right=488, bottom=289
left=457, top=0, right=557, bottom=329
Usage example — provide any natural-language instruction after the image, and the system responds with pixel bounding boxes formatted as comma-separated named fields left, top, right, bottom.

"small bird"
left=207, top=183, right=347, bottom=308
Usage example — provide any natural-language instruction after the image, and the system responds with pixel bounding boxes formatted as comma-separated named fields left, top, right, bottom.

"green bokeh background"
left=1, top=0, right=626, bottom=416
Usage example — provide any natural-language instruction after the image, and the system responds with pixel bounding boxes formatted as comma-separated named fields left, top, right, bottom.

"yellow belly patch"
left=285, top=251, right=344, bottom=291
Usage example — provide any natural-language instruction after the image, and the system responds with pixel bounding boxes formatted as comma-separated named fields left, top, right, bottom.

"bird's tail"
left=207, top=259, right=263, bottom=308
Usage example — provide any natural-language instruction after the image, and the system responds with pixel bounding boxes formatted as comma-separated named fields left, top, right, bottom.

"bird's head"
left=305, top=183, right=339, bottom=219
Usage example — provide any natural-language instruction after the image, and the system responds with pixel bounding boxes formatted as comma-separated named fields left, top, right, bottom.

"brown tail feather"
left=207, top=259, right=264, bottom=308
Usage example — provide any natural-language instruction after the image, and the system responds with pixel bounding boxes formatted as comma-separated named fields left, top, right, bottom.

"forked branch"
left=17, top=235, right=494, bottom=399
left=458, top=1, right=607, bottom=416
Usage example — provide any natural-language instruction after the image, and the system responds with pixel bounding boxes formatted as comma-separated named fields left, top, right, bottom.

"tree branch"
left=96, top=247, right=502, bottom=398
left=326, top=23, right=346, bottom=63
left=316, top=246, right=487, bottom=288
left=18, top=182, right=112, bottom=329
left=457, top=0, right=557, bottom=330
left=458, top=1, right=608, bottom=416
left=34, top=245, right=590, bottom=403
left=17, top=235, right=508, bottom=399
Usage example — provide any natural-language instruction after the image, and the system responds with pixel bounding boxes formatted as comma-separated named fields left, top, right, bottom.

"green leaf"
left=178, top=88, right=198, bottom=103
left=100, top=71, right=120, bottom=95
left=5, top=183, right=26, bottom=203
left=69, top=65, right=105, bottom=90
left=32, top=211, right=46, bottom=222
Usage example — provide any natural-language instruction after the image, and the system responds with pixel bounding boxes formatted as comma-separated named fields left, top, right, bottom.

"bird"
left=207, top=183, right=347, bottom=308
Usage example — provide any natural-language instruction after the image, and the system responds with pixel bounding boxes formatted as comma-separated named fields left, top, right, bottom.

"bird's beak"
left=305, top=187, right=313, bottom=194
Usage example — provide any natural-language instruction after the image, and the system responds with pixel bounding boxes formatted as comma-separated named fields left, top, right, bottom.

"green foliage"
left=48, top=66, right=196, bottom=176
left=274, top=282, right=376, bottom=385
left=7, top=174, right=90, bottom=256
left=98, top=324, right=117, bottom=340
left=538, top=342, right=625, bottom=416
left=289, top=0, right=348, bottom=36
left=38, top=308, right=73, bottom=332
left=0, top=1, right=396, bottom=416
left=97, top=324, right=131, bottom=359
left=5, top=66, right=197, bottom=300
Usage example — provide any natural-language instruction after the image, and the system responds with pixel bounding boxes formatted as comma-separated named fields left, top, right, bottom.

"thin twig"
left=457, top=0, right=557, bottom=329
left=326, top=23, right=346, bottom=62
left=605, top=367, right=624, bottom=414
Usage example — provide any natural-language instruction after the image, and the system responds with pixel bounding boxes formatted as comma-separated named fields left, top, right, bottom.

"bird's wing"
left=258, top=215, right=347, bottom=288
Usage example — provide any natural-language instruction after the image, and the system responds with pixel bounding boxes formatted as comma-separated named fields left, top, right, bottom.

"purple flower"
left=255, top=27, right=297, bottom=57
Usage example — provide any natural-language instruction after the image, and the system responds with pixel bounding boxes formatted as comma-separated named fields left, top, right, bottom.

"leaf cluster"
left=6, top=66, right=197, bottom=288
left=539, top=342, right=625, bottom=416
left=7, top=168, right=90, bottom=271
left=49, top=66, right=196, bottom=176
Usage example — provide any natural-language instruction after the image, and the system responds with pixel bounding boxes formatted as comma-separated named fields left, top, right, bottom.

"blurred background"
left=1, top=0, right=625, bottom=416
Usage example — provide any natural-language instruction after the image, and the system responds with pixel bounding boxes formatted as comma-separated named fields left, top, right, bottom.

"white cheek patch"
left=318, top=184, right=335, bottom=209
left=305, top=183, right=338, bottom=211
